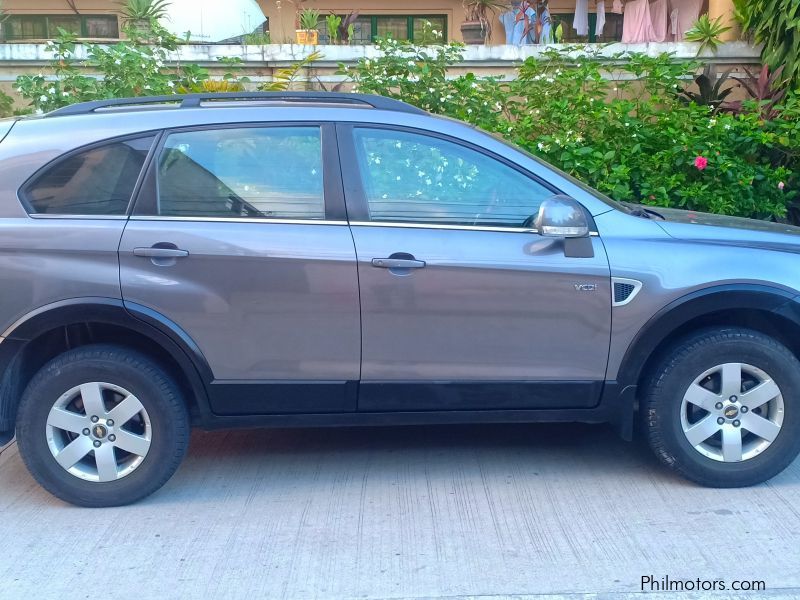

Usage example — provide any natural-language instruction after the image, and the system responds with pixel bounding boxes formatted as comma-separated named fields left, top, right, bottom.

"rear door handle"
left=372, top=258, right=426, bottom=269
left=133, top=247, right=189, bottom=258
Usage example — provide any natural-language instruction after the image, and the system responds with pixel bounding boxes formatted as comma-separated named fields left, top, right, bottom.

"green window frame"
left=0, top=14, right=119, bottom=41
left=317, top=14, right=447, bottom=44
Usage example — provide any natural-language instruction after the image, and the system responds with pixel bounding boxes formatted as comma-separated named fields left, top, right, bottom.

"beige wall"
left=2, top=1, right=118, bottom=14
left=3, top=0, right=622, bottom=44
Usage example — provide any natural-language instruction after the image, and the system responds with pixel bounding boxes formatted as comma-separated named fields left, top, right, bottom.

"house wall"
left=1, top=0, right=738, bottom=45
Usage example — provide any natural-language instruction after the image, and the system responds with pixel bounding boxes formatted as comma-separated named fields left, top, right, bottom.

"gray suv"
left=1, top=92, right=799, bottom=507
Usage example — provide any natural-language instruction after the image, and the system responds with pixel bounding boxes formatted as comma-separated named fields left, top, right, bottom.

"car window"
left=24, top=136, right=154, bottom=215
left=352, top=128, right=551, bottom=227
left=155, top=126, right=324, bottom=220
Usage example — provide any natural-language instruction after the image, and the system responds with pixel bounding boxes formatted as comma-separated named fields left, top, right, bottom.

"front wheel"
left=644, top=328, right=800, bottom=487
left=16, top=345, right=190, bottom=507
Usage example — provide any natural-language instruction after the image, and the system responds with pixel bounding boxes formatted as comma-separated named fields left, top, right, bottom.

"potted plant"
left=118, top=0, right=171, bottom=34
left=296, top=8, right=320, bottom=45
left=461, top=0, right=507, bottom=44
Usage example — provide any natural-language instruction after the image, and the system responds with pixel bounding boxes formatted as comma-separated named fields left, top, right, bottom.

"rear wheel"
left=644, top=328, right=800, bottom=487
left=16, top=345, right=189, bottom=507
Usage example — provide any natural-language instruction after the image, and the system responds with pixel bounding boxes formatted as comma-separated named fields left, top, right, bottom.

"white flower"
left=723, top=123, right=731, bottom=130
left=537, top=142, right=545, bottom=150
left=48, top=87, right=56, bottom=95
left=417, top=170, right=425, bottom=177
left=114, top=59, right=122, bottom=65
left=408, top=60, right=415, bottom=67
left=167, top=80, right=175, bottom=88
left=467, top=108, right=473, bottom=114
left=429, top=87, right=435, bottom=93
left=374, top=157, right=381, bottom=164
left=425, top=178, right=432, bottom=185
left=39, top=95, right=48, bottom=102
left=62, top=91, right=69, bottom=97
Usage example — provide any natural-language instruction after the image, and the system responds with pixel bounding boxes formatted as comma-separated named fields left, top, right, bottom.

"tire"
left=644, top=327, right=800, bottom=487
left=16, top=344, right=190, bottom=507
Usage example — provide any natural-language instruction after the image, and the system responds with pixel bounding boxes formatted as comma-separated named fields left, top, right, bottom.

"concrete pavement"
left=1, top=423, right=799, bottom=599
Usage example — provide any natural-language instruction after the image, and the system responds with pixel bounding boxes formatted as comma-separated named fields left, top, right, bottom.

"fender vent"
left=612, top=278, right=643, bottom=307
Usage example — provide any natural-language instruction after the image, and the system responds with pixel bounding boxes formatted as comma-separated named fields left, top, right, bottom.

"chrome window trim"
left=28, top=214, right=129, bottom=220
left=349, top=220, right=599, bottom=235
left=129, top=216, right=348, bottom=226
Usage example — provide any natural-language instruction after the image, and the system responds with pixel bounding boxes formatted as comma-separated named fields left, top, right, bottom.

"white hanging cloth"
left=595, top=0, right=606, bottom=36
left=573, top=0, right=590, bottom=36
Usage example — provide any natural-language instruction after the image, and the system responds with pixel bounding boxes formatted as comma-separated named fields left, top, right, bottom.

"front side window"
left=154, top=127, right=324, bottom=220
left=24, top=136, right=154, bottom=215
left=352, top=128, right=552, bottom=227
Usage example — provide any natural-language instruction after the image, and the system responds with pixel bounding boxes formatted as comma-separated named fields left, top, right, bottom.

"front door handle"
left=133, top=247, right=189, bottom=258
left=372, top=258, right=426, bottom=269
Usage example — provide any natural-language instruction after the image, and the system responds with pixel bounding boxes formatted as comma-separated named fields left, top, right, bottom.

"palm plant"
left=462, top=0, right=508, bottom=43
left=299, top=8, right=320, bottom=32
left=684, top=15, right=732, bottom=55
left=734, top=0, right=800, bottom=88
left=118, top=0, right=171, bottom=22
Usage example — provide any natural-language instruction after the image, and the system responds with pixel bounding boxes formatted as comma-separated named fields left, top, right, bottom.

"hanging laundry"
left=650, top=0, right=669, bottom=42
left=621, top=0, right=656, bottom=42
left=595, top=0, right=606, bottom=37
left=573, top=0, right=590, bottom=36
left=500, top=1, right=537, bottom=44
left=539, top=5, right=553, bottom=43
left=669, top=0, right=702, bottom=40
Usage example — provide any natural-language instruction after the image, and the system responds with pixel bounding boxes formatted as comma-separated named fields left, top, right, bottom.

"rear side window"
left=24, top=136, right=154, bottom=215
left=153, top=126, right=324, bottom=220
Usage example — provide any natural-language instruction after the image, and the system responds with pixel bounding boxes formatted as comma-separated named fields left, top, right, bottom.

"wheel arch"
left=613, top=284, right=800, bottom=419
left=0, top=298, right=214, bottom=440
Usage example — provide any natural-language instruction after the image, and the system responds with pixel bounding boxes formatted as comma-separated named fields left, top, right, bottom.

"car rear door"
left=119, top=122, right=360, bottom=415
left=338, top=123, right=611, bottom=412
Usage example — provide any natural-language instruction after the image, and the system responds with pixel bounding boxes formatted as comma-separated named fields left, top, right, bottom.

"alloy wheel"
left=45, top=382, right=152, bottom=482
left=680, top=362, right=784, bottom=462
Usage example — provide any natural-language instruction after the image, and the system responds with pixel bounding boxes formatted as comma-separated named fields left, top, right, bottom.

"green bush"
left=344, top=38, right=799, bottom=220
left=0, top=88, right=13, bottom=117
left=14, top=22, right=204, bottom=113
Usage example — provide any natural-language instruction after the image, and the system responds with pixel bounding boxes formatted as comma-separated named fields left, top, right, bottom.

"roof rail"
left=45, top=92, right=427, bottom=117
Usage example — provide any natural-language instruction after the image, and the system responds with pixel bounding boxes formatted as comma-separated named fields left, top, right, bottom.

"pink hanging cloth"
left=621, top=0, right=656, bottom=42
left=670, top=0, right=703, bottom=40
left=649, top=0, right=669, bottom=42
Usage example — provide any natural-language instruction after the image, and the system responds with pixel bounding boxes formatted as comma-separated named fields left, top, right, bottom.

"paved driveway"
left=1, top=423, right=799, bottom=600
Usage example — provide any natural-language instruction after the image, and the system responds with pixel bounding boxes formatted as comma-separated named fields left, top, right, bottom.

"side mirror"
left=534, top=195, right=590, bottom=238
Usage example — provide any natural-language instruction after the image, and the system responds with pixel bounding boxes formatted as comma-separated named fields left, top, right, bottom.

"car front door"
left=119, top=123, right=360, bottom=415
left=339, top=124, right=611, bottom=411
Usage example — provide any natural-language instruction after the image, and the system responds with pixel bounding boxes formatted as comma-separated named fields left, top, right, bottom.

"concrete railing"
left=0, top=41, right=762, bottom=87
